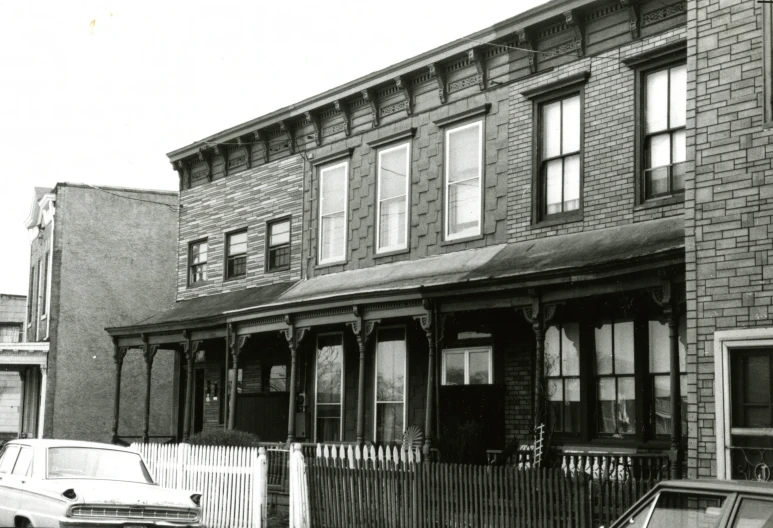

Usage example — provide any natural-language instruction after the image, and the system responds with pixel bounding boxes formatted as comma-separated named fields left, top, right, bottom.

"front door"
left=235, top=393, right=289, bottom=442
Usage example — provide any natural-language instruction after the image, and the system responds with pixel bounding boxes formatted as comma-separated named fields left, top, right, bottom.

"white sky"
left=0, top=0, right=546, bottom=295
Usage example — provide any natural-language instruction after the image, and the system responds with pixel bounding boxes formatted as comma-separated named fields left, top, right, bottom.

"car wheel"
left=16, top=519, right=32, bottom=528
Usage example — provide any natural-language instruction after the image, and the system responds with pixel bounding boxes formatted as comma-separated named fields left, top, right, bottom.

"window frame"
left=224, top=229, right=248, bottom=281
left=376, top=143, right=411, bottom=254
left=594, top=317, right=639, bottom=439
left=545, top=322, right=582, bottom=437
left=39, top=253, right=48, bottom=317
left=373, top=325, right=408, bottom=443
left=440, top=346, right=493, bottom=386
left=26, top=265, right=34, bottom=326
left=187, top=238, right=208, bottom=287
left=314, top=332, right=345, bottom=442
left=265, top=216, right=292, bottom=272
left=648, top=315, right=687, bottom=440
left=443, top=120, right=484, bottom=242
left=318, top=161, right=349, bottom=266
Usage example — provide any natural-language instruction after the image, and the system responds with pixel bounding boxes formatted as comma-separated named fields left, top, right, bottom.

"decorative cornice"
left=620, top=0, right=640, bottom=39
left=333, top=100, right=351, bottom=137
left=197, top=148, right=213, bottom=182
left=279, top=121, right=295, bottom=154
left=214, top=145, right=229, bottom=177
left=236, top=136, right=254, bottom=169
left=520, top=70, right=590, bottom=99
left=467, top=48, right=486, bottom=90
left=254, top=130, right=269, bottom=164
left=394, top=76, right=412, bottom=116
left=304, top=111, right=322, bottom=146
left=172, top=159, right=191, bottom=191
left=516, top=28, right=536, bottom=74
left=564, top=9, right=584, bottom=57
left=362, top=89, right=379, bottom=128
left=428, top=63, right=447, bottom=104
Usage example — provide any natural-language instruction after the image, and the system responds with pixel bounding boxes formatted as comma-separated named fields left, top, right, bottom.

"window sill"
left=374, top=247, right=410, bottom=259
left=441, top=233, right=484, bottom=247
left=187, top=280, right=212, bottom=289
left=635, top=194, right=684, bottom=211
left=534, top=211, right=583, bottom=228
left=315, top=259, right=347, bottom=270
left=224, top=275, right=247, bottom=283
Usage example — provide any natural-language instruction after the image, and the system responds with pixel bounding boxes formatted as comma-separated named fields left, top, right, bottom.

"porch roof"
left=108, top=217, right=683, bottom=335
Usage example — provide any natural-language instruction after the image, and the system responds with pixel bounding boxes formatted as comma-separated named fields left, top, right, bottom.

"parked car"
left=609, top=479, right=773, bottom=528
left=0, top=439, right=204, bottom=528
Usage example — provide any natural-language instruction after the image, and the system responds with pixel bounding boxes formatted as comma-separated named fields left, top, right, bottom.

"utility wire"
left=83, top=183, right=178, bottom=212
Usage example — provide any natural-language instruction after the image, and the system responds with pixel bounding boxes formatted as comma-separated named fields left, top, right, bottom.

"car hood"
left=40, top=479, right=199, bottom=508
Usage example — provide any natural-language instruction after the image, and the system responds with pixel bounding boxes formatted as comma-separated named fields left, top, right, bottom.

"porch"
left=0, top=342, right=48, bottom=445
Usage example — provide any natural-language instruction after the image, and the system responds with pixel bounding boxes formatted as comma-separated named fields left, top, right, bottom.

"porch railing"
left=729, top=446, right=773, bottom=481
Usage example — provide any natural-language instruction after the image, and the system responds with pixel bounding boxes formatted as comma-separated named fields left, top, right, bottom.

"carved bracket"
left=172, top=160, right=191, bottom=191
left=413, top=299, right=434, bottom=339
left=254, top=130, right=269, bottom=164
left=428, top=63, right=447, bottom=104
left=214, top=145, right=229, bottom=177
left=282, top=315, right=309, bottom=350
left=231, top=335, right=250, bottom=358
left=651, top=280, right=682, bottom=320
left=348, top=306, right=378, bottom=348
left=304, top=111, right=322, bottom=146
left=516, top=28, right=537, bottom=74
left=362, top=89, right=379, bottom=128
left=197, top=148, right=213, bottom=182
left=394, top=76, right=412, bottom=115
left=236, top=136, right=254, bottom=169
left=521, top=290, right=559, bottom=332
left=333, top=100, right=351, bottom=137
left=143, top=343, right=159, bottom=367
left=564, top=10, right=585, bottom=57
left=279, top=121, right=295, bottom=154
left=113, top=346, right=128, bottom=366
left=620, top=0, right=641, bottom=39
left=468, top=49, right=487, bottom=90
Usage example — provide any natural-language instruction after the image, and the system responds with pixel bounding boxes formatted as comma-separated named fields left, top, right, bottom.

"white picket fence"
left=314, top=442, right=423, bottom=469
left=130, top=442, right=270, bottom=528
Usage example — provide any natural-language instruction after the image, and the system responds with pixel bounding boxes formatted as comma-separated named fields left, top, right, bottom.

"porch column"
left=111, top=339, right=127, bottom=444
left=142, top=335, right=159, bottom=444
left=18, top=369, right=27, bottom=437
left=415, top=301, right=435, bottom=456
left=228, top=332, right=250, bottom=430
left=521, top=292, right=557, bottom=431
left=347, top=307, right=377, bottom=447
left=181, top=332, right=201, bottom=441
left=37, top=365, right=47, bottom=439
left=282, top=316, right=308, bottom=445
left=653, top=281, right=683, bottom=479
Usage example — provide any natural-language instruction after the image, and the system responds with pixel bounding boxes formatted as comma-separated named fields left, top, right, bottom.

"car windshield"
left=47, top=447, right=153, bottom=483
left=646, top=491, right=727, bottom=528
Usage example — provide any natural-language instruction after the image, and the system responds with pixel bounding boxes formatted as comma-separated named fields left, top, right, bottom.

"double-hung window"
left=315, top=333, right=344, bottom=441
left=545, top=323, right=581, bottom=434
left=39, top=253, right=48, bottom=317
left=266, top=218, right=291, bottom=272
left=540, top=94, right=581, bottom=217
left=374, top=327, right=406, bottom=443
left=648, top=317, right=687, bottom=437
left=643, top=63, right=686, bottom=199
left=225, top=230, right=247, bottom=279
left=441, top=347, right=492, bottom=385
left=445, top=121, right=483, bottom=241
left=188, top=239, right=208, bottom=285
left=318, top=162, right=348, bottom=265
left=377, top=144, right=410, bottom=253
left=595, top=318, right=636, bottom=436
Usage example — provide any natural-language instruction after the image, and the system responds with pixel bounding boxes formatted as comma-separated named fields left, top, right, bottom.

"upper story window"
left=444, top=121, right=483, bottom=241
left=188, top=239, right=208, bottom=286
left=266, top=218, right=291, bottom=272
left=377, top=144, right=410, bottom=253
left=225, top=230, right=247, bottom=280
left=0, top=324, right=22, bottom=344
left=441, top=347, right=492, bottom=385
left=540, top=94, right=581, bottom=218
left=318, top=162, right=348, bottom=265
left=39, top=254, right=48, bottom=317
left=643, top=63, right=686, bottom=199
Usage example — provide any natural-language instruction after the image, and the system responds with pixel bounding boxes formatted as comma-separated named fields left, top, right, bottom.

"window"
left=649, top=316, right=687, bottom=437
left=730, top=349, right=773, bottom=430
left=374, top=327, right=406, bottom=443
left=377, top=144, right=410, bottom=253
left=40, top=253, right=48, bottom=317
left=266, top=218, right=291, bottom=272
left=441, top=347, right=491, bottom=385
left=26, top=265, right=34, bottom=323
left=545, top=323, right=581, bottom=434
left=318, top=162, right=348, bottom=264
left=12, top=446, right=32, bottom=477
left=268, top=365, right=287, bottom=392
left=0, top=324, right=21, bottom=344
left=188, top=239, right=208, bottom=285
left=444, top=121, right=482, bottom=241
left=0, top=445, right=20, bottom=474
left=647, top=492, right=726, bottom=528
left=315, top=333, right=344, bottom=441
left=225, top=230, right=247, bottom=279
left=595, top=318, right=636, bottom=436
left=540, top=94, right=581, bottom=217
left=731, top=498, right=773, bottom=528
left=643, top=63, right=686, bottom=199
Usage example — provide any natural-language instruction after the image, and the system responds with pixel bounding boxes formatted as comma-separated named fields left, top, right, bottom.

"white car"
left=0, top=439, right=204, bottom=528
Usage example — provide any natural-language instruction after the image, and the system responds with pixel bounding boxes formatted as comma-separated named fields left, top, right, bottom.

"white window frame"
left=444, top=121, right=483, bottom=241
left=373, top=326, right=408, bottom=442
left=376, top=143, right=410, bottom=254
left=314, top=332, right=345, bottom=442
left=714, top=328, right=773, bottom=479
left=441, top=346, right=493, bottom=385
left=318, top=161, right=349, bottom=265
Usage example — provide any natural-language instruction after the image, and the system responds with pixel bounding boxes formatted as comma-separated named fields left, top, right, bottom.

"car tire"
left=16, top=519, right=32, bottom=528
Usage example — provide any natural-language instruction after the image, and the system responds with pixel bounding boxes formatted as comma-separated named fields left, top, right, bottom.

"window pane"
left=672, top=129, right=686, bottom=163
left=447, top=179, right=480, bottom=236
left=546, top=159, right=563, bottom=215
left=646, top=69, right=669, bottom=133
left=617, top=377, right=636, bottom=434
left=444, top=353, right=465, bottom=385
left=654, top=375, right=672, bottom=435
left=316, top=407, right=341, bottom=442
left=448, top=124, right=480, bottom=183
left=320, top=212, right=345, bottom=262
left=0, top=445, right=20, bottom=473
left=270, top=220, right=290, bottom=247
left=614, top=321, right=635, bottom=374
left=647, top=133, right=671, bottom=168
left=12, top=447, right=32, bottom=476
left=669, top=64, right=687, bottom=128
left=598, top=378, right=616, bottom=433
left=380, top=146, right=408, bottom=200
left=316, top=335, right=343, bottom=404
left=469, top=351, right=490, bottom=385
left=321, top=164, right=347, bottom=215
left=672, top=163, right=685, bottom=192
left=649, top=320, right=670, bottom=373
left=545, top=325, right=561, bottom=377
left=543, top=101, right=562, bottom=158
left=379, top=197, right=406, bottom=250
left=269, top=365, right=287, bottom=392
left=548, top=379, right=563, bottom=402
left=562, top=96, right=581, bottom=154
left=678, top=315, right=687, bottom=371
left=562, top=323, right=580, bottom=376
left=595, top=324, right=613, bottom=375
left=646, top=167, right=669, bottom=197
left=376, top=329, right=406, bottom=402
left=731, top=498, right=773, bottom=528
left=228, top=231, right=247, bottom=255
left=565, top=379, right=581, bottom=433
left=376, top=403, right=404, bottom=443
left=563, top=154, right=580, bottom=211
left=648, top=492, right=726, bottom=528
left=745, top=355, right=770, bottom=404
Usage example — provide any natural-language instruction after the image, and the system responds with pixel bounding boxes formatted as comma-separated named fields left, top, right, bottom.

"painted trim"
left=440, top=346, right=493, bottom=385
left=367, top=128, right=416, bottom=149
left=433, top=104, right=491, bottom=128
left=376, top=143, right=411, bottom=254
left=318, top=161, right=349, bottom=265
left=520, top=70, right=590, bottom=99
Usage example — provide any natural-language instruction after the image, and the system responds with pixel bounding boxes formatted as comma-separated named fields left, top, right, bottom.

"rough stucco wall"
left=47, top=184, right=179, bottom=442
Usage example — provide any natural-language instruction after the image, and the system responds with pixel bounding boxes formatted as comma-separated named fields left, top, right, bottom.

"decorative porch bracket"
left=414, top=300, right=436, bottom=456
left=347, top=306, right=378, bottom=447
left=142, top=335, right=159, bottom=444
left=516, top=28, right=537, bottom=74
left=304, top=111, right=322, bottom=146
left=564, top=10, right=585, bottom=58
left=279, top=120, right=295, bottom=155
left=333, top=100, right=351, bottom=137
left=197, top=148, right=213, bottom=183
left=620, top=0, right=641, bottom=39
left=111, top=338, right=128, bottom=444
left=521, top=291, right=559, bottom=432
left=282, top=316, right=309, bottom=444
left=651, top=275, right=684, bottom=479
left=172, top=160, right=192, bottom=191
left=181, top=331, right=203, bottom=441
left=228, top=327, right=250, bottom=430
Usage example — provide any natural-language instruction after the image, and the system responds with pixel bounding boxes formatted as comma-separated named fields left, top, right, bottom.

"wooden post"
left=521, top=291, right=558, bottom=431
left=229, top=331, right=249, bottom=430
left=181, top=332, right=200, bottom=441
left=141, top=335, right=158, bottom=444
left=282, top=317, right=308, bottom=445
left=254, top=447, right=268, bottom=528
left=414, top=301, right=435, bottom=456
left=348, top=307, right=377, bottom=447
left=111, top=338, right=127, bottom=444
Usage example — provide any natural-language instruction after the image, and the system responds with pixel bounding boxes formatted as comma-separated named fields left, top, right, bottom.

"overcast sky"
left=0, top=0, right=546, bottom=296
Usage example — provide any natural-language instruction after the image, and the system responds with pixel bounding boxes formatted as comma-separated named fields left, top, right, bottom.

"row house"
left=108, top=0, right=697, bottom=475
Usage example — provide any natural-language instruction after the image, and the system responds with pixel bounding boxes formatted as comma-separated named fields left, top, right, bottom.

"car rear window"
left=47, top=447, right=153, bottom=483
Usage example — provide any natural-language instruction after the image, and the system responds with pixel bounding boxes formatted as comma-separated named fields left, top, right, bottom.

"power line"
left=83, top=183, right=178, bottom=212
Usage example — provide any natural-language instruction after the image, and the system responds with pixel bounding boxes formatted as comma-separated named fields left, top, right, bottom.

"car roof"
left=3, top=439, right=134, bottom=452
left=656, top=479, right=773, bottom=495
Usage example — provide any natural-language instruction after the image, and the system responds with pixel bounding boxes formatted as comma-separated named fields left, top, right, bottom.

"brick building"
left=107, top=0, right=731, bottom=478
left=24, top=184, right=180, bottom=443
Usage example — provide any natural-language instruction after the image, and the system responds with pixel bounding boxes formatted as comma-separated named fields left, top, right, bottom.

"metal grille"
left=70, top=505, right=198, bottom=522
